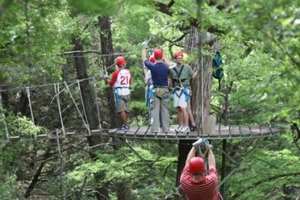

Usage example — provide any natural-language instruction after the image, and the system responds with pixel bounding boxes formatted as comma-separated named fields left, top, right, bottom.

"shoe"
left=162, top=128, right=172, bottom=133
left=180, top=126, right=190, bottom=133
left=190, top=125, right=197, bottom=131
left=151, top=129, right=159, bottom=134
left=175, top=125, right=182, bottom=132
left=119, top=124, right=129, bottom=131
left=123, top=124, right=129, bottom=130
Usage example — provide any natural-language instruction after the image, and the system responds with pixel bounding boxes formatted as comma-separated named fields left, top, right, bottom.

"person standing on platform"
left=142, top=47, right=170, bottom=133
left=169, top=51, right=196, bottom=133
left=107, top=56, right=132, bottom=130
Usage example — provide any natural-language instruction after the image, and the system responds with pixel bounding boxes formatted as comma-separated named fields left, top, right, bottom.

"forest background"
left=0, top=0, right=299, bottom=199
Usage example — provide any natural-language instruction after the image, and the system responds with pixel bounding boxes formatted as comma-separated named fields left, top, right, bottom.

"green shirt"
left=169, top=64, right=193, bottom=87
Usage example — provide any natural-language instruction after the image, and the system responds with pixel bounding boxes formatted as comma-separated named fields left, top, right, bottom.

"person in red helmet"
left=107, top=56, right=132, bottom=130
left=142, top=47, right=170, bottom=133
left=180, top=139, right=222, bottom=200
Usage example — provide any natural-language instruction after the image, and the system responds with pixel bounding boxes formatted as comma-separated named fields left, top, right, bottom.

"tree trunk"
left=15, top=90, right=28, bottom=115
left=98, top=16, right=118, bottom=128
left=72, top=38, right=98, bottom=130
left=176, top=140, right=193, bottom=186
left=186, top=27, right=214, bottom=132
left=116, top=182, right=132, bottom=200
left=72, top=37, right=109, bottom=200
left=176, top=25, right=216, bottom=184
left=98, top=16, right=114, bottom=69
left=0, top=84, right=9, bottom=110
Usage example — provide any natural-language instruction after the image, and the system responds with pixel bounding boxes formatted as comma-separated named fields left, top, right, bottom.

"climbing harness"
left=171, top=64, right=191, bottom=103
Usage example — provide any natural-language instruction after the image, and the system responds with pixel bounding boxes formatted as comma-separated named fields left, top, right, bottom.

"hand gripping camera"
left=193, top=138, right=211, bottom=156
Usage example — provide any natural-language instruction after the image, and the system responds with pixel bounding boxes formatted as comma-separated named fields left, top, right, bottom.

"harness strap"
left=173, top=65, right=185, bottom=87
left=173, top=87, right=191, bottom=101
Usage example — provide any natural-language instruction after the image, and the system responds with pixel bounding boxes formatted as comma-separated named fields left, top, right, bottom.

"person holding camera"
left=179, top=139, right=222, bottom=200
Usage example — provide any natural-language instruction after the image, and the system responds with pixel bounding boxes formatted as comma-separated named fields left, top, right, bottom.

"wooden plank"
left=2, top=124, right=283, bottom=142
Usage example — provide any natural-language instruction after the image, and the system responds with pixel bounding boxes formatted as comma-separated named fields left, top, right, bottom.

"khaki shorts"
left=114, top=94, right=130, bottom=113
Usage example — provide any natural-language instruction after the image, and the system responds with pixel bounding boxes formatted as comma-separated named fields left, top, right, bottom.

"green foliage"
left=227, top=133, right=300, bottom=199
left=0, top=112, right=46, bottom=137
left=0, top=174, right=18, bottom=200
left=68, top=0, right=118, bottom=16
left=0, top=0, right=299, bottom=199
left=67, top=144, right=177, bottom=199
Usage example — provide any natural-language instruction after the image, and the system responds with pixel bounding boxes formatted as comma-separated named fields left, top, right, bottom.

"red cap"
left=153, top=49, right=163, bottom=60
left=189, top=157, right=205, bottom=174
left=115, top=56, right=126, bottom=67
left=174, top=51, right=184, bottom=59
left=149, top=55, right=156, bottom=63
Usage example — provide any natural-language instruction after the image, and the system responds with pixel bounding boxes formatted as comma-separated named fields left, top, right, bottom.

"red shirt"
left=180, top=164, right=219, bottom=200
left=108, top=70, right=120, bottom=87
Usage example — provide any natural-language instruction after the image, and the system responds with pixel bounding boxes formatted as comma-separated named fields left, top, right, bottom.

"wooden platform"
left=4, top=124, right=282, bottom=141
left=91, top=124, right=282, bottom=140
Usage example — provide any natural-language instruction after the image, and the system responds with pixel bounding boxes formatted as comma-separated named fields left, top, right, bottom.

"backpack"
left=212, top=51, right=223, bottom=80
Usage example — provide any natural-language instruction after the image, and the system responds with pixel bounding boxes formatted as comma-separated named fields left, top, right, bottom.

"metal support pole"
left=26, top=87, right=35, bottom=124
left=55, top=83, right=66, bottom=137
left=220, top=139, right=227, bottom=198
left=56, top=129, right=66, bottom=200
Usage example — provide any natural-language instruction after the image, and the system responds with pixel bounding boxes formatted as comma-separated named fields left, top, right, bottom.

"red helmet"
left=153, top=49, right=163, bottom=60
left=189, top=157, right=205, bottom=174
left=149, top=55, right=156, bottom=63
left=174, top=51, right=184, bottom=59
left=115, top=56, right=126, bottom=67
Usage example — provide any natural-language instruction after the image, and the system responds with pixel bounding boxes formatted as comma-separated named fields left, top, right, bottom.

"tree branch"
left=24, top=147, right=51, bottom=198
left=154, top=0, right=175, bottom=16
left=265, top=32, right=300, bottom=68
left=162, top=32, right=187, bottom=47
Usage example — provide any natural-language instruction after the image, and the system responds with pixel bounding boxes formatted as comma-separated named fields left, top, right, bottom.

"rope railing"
left=55, top=83, right=66, bottom=137
left=63, top=82, right=91, bottom=136
left=0, top=75, right=284, bottom=142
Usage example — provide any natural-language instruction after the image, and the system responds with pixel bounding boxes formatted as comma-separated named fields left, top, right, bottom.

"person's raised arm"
left=142, top=48, right=147, bottom=62
left=207, top=148, right=216, bottom=170
left=185, top=147, right=196, bottom=165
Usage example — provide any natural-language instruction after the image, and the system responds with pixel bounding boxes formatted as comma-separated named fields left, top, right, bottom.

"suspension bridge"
left=0, top=77, right=283, bottom=143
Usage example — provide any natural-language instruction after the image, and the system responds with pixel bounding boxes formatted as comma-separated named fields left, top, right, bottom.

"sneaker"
left=180, top=126, right=190, bottom=133
left=123, top=124, right=129, bottom=130
left=162, top=128, right=172, bottom=133
left=151, top=129, right=159, bottom=134
left=118, top=124, right=129, bottom=131
left=190, top=125, right=197, bottom=131
left=175, top=125, right=182, bottom=132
